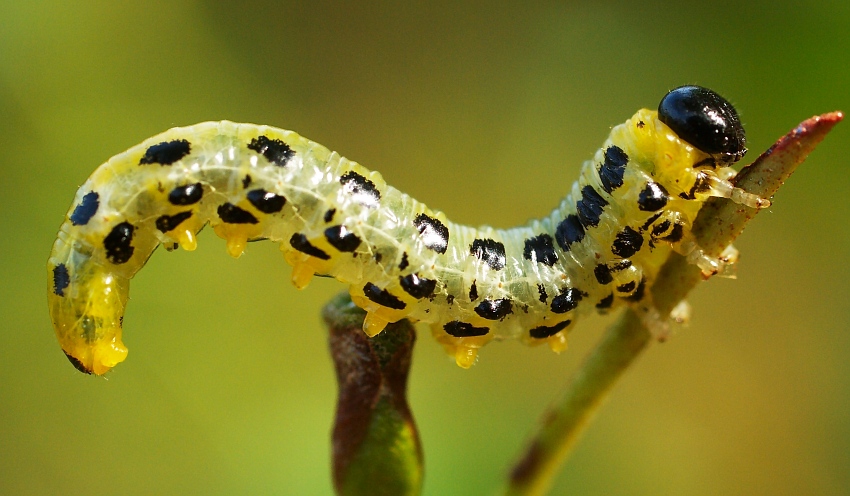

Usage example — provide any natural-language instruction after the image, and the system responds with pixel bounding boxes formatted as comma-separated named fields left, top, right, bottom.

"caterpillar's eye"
left=658, top=85, right=746, bottom=164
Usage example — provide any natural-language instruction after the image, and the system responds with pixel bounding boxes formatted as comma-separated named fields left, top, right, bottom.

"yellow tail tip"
left=60, top=333, right=128, bottom=375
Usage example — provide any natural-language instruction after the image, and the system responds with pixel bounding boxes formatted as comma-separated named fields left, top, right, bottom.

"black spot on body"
left=443, top=320, right=489, bottom=337
left=53, top=264, right=70, bottom=296
left=413, top=213, right=449, bottom=254
left=529, top=320, right=571, bottom=339
left=468, top=280, right=479, bottom=301
left=446, top=294, right=455, bottom=305
left=650, top=219, right=672, bottom=239
left=594, top=264, right=613, bottom=284
left=555, top=215, right=585, bottom=250
left=617, top=281, right=637, bottom=293
left=611, top=226, right=644, bottom=258
left=610, top=260, right=632, bottom=271
left=340, top=171, right=381, bottom=208
left=641, top=211, right=664, bottom=231
left=247, top=189, right=286, bottom=213
left=598, top=145, right=628, bottom=193
left=169, top=183, right=204, bottom=206
left=679, top=174, right=712, bottom=200
left=625, top=279, right=646, bottom=301
left=638, top=182, right=669, bottom=211
left=70, top=191, right=99, bottom=226
left=398, top=252, right=409, bottom=270
left=523, top=234, right=558, bottom=266
left=470, top=238, right=506, bottom=271
left=399, top=274, right=437, bottom=299
left=104, top=221, right=135, bottom=264
left=324, top=225, right=361, bottom=252
left=242, top=175, right=252, bottom=188
left=324, top=208, right=336, bottom=223
left=290, top=233, right=330, bottom=260
left=576, top=185, right=609, bottom=228
left=247, top=135, right=295, bottom=167
left=139, top=139, right=191, bottom=165
left=155, top=211, right=193, bottom=233
left=474, top=298, right=513, bottom=320
left=218, top=203, right=258, bottom=224
left=64, top=351, right=92, bottom=374
left=551, top=288, right=583, bottom=314
left=596, top=293, right=614, bottom=309
left=664, top=223, right=684, bottom=243
left=690, top=174, right=711, bottom=196
left=363, top=282, right=406, bottom=310
left=537, top=284, right=548, bottom=303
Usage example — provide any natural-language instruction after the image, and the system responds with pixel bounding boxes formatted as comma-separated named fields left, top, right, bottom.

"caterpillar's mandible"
left=48, top=86, right=768, bottom=375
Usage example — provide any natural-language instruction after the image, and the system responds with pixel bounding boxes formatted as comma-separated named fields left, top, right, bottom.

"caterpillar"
left=48, top=85, right=769, bottom=375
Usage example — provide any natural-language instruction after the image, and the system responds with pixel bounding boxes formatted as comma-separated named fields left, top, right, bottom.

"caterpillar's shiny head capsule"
left=658, top=85, right=746, bottom=165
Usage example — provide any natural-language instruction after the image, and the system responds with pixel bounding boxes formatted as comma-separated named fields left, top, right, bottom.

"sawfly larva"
left=47, top=85, right=767, bottom=375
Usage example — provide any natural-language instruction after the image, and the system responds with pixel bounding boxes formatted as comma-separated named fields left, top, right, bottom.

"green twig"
left=324, top=292, right=423, bottom=496
left=504, top=111, right=843, bottom=496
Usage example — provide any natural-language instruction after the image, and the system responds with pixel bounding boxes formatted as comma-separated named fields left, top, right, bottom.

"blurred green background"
left=2, top=1, right=848, bottom=495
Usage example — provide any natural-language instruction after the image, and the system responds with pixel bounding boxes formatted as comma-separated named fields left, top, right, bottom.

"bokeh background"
left=2, top=2, right=848, bottom=495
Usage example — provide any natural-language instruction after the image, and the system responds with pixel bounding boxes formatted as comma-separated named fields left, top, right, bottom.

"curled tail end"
left=48, top=262, right=129, bottom=375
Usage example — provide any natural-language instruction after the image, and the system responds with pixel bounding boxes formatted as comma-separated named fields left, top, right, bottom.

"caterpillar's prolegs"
left=290, top=261, right=317, bottom=290
left=175, top=228, right=198, bottom=252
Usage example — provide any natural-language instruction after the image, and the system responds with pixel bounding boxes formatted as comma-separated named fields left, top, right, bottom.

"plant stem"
left=504, top=111, right=843, bottom=496
left=324, top=292, right=423, bottom=496
left=507, top=308, right=650, bottom=496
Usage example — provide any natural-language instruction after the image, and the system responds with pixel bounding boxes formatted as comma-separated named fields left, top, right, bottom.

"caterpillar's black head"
left=658, top=86, right=746, bottom=165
